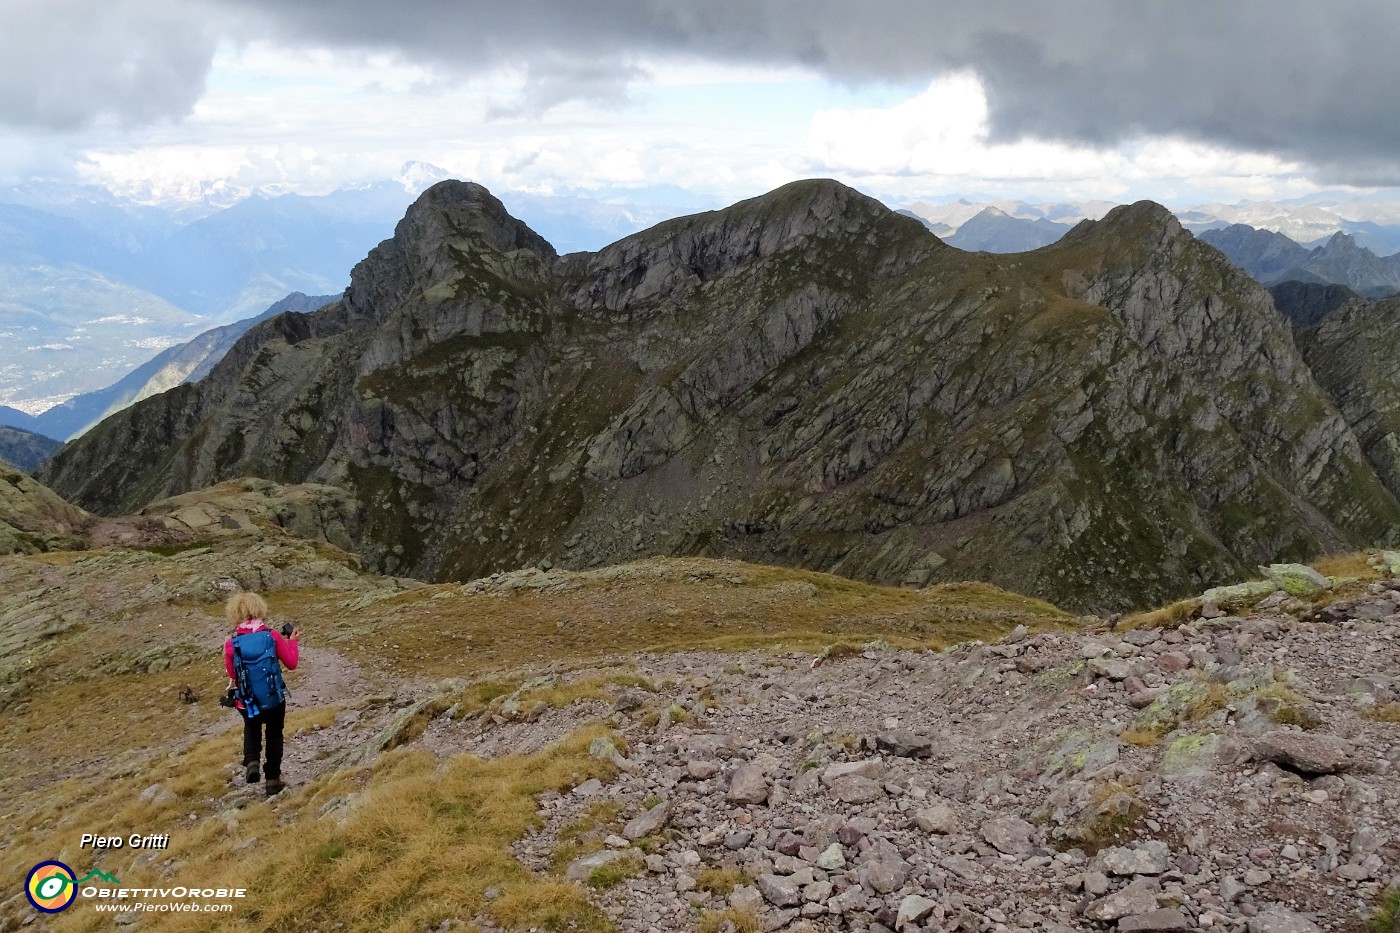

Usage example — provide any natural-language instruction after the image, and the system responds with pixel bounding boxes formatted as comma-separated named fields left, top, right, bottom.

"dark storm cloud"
left=223, top=0, right=1400, bottom=182
left=6, top=0, right=1399, bottom=182
left=0, top=0, right=216, bottom=130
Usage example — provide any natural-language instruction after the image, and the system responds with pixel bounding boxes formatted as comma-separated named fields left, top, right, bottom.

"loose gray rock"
left=563, top=849, right=630, bottom=882
left=1246, top=908, right=1323, bottom=933
left=896, top=894, right=939, bottom=930
left=728, top=764, right=770, bottom=804
left=622, top=800, right=672, bottom=840
left=913, top=801, right=959, bottom=835
left=757, top=873, right=803, bottom=907
left=1118, top=908, right=1190, bottom=932
left=980, top=815, right=1035, bottom=855
left=1254, top=731, right=1353, bottom=775
left=876, top=729, right=933, bottom=758
left=1083, top=881, right=1159, bottom=921
left=1101, top=841, right=1169, bottom=875
left=829, top=774, right=884, bottom=804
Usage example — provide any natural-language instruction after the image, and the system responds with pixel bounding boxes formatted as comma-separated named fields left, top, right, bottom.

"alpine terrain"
left=39, top=179, right=1400, bottom=612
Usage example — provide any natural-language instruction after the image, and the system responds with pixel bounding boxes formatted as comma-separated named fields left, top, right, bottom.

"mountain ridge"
left=39, top=180, right=1400, bottom=611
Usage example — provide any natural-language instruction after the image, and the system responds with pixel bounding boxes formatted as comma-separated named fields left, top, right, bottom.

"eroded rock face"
left=41, top=181, right=1400, bottom=610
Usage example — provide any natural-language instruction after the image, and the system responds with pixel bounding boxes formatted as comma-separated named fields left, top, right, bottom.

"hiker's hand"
left=290, top=628, right=301, bottom=641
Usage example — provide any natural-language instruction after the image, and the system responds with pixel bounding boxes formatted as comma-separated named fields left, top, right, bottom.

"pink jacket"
left=224, top=619, right=299, bottom=700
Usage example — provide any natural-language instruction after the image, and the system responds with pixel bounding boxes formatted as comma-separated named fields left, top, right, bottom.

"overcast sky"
left=2, top=0, right=1396, bottom=208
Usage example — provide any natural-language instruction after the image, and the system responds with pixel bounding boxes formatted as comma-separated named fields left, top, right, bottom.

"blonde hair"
left=225, top=591, right=268, bottom=626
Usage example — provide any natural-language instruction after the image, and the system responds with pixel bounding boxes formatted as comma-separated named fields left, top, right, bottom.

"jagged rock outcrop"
left=39, top=180, right=1400, bottom=610
left=1298, top=294, right=1400, bottom=504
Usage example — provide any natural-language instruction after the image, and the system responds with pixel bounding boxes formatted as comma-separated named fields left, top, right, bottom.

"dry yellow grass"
left=1119, top=727, right=1165, bottom=747
left=697, top=907, right=763, bottom=933
left=1364, top=703, right=1400, bottom=724
left=1119, top=597, right=1201, bottom=631
left=271, top=559, right=1070, bottom=687
left=696, top=866, right=749, bottom=896
left=13, top=722, right=621, bottom=933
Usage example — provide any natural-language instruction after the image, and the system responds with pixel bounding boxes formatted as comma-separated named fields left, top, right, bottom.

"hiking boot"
left=244, top=764, right=260, bottom=784
left=264, top=778, right=286, bottom=797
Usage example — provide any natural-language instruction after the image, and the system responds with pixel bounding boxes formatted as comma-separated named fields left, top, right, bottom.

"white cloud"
left=799, top=75, right=1324, bottom=205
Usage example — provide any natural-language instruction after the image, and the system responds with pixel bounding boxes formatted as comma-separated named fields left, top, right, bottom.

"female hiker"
left=224, top=591, right=299, bottom=797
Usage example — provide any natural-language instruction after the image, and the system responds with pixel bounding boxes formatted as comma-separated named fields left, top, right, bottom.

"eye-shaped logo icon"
left=26, top=861, right=77, bottom=913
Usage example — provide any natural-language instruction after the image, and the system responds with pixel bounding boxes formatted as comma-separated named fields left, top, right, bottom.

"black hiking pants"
left=242, top=702, right=286, bottom=780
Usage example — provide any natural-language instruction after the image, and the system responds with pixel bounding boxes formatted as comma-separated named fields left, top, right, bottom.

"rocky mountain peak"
left=559, top=178, right=920, bottom=320
left=343, top=179, right=557, bottom=326
left=1061, top=199, right=1184, bottom=254
left=1319, top=230, right=1362, bottom=255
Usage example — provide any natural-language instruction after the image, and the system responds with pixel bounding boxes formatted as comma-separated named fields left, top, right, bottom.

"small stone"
left=728, top=764, right=770, bottom=804
left=724, top=830, right=754, bottom=850
left=816, top=843, right=847, bottom=870
left=1102, top=841, right=1170, bottom=875
left=1118, top=908, right=1190, bottom=932
left=1245, top=908, right=1323, bottom=933
left=913, top=802, right=959, bottom=835
left=757, top=873, right=803, bottom=907
left=829, top=775, right=884, bottom=804
left=980, top=816, right=1035, bottom=855
left=896, top=894, right=939, bottom=930
left=729, top=885, right=764, bottom=912
left=563, top=849, right=628, bottom=882
left=623, top=800, right=671, bottom=840
left=876, top=729, right=934, bottom=758
left=802, top=881, right=833, bottom=903
left=1244, top=868, right=1272, bottom=885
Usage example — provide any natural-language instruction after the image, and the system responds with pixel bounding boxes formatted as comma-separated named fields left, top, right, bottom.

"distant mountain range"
left=2, top=292, right=341, bottom=441
left=1199, top=226, right=1400, bottom=298
left=0, top=165, right=713, bottom=414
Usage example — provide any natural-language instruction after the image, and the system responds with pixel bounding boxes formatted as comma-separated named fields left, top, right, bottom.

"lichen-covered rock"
left=1260, top=563, right=1332, bottom=596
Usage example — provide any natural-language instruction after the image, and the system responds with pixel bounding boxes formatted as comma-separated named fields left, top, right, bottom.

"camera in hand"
left=219, top=687, right=238, bottom=708
left=281, top=623, right=294, bottom=638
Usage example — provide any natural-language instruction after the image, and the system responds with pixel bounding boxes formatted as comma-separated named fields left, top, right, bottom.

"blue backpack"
left=232, top=629, right=287, bottom=717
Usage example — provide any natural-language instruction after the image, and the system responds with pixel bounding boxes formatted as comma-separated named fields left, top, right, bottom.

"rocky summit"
left=39, top=179, right=1400, bottom=610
